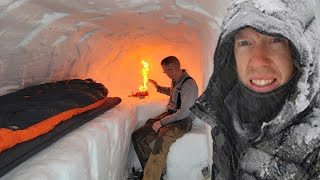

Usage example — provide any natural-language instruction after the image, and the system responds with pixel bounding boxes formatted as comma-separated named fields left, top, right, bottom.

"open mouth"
left=251, top=79, right=275, bottom=86
left=249, top=79, right=277, bottom=92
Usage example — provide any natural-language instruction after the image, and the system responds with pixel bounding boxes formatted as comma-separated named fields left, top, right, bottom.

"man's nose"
left=249, top=45, right=271, bottom=67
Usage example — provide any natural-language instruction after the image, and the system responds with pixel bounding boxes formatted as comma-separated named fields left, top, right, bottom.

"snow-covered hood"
left=192, top=0, right=320, bottom=138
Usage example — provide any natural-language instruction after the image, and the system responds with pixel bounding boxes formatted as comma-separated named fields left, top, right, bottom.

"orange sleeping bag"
left=0, top=97, right=107, bottom=152
left=0, top=78, right=109, bottom=153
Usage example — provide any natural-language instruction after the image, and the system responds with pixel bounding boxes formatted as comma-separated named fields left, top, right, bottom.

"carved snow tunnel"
left=0, top=0, right=233, bottom=97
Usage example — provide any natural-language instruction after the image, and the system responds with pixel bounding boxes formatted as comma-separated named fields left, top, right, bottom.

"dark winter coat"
left=191, top=0, right=320, bottom=179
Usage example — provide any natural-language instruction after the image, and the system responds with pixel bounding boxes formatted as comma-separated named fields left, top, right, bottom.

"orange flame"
left=139, top=60, right=150, bottom=91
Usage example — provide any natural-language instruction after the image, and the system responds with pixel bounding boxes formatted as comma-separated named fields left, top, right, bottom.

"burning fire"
left=129, top=59, right=150, bottom=98
left=139, top=60, right=150, bottom=92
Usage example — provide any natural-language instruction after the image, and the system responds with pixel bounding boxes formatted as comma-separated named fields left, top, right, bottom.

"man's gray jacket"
left=191, top=0, right=320, bottom=179
left=158, top=70, right=198, bottom=125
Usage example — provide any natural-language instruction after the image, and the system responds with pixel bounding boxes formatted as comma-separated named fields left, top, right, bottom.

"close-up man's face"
left=162, top=63, right=180, bottom=80
left=234, top=28, right=294, bottom=92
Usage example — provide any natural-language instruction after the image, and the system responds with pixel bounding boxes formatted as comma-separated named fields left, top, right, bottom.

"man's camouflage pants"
left=132, top=112, right=192, bottom=180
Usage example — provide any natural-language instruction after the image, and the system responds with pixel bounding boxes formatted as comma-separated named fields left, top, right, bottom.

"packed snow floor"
left=1, top=95, right=212, bottom=180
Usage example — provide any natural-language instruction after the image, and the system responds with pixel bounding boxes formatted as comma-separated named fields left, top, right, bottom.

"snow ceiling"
left=0, top=0, right=231, bottom=97
left=0, top=0, right=319, bottom=97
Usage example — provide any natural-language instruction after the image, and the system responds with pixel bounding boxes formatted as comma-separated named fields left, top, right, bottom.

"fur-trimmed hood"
left=191, top=0, right=320, bottom=139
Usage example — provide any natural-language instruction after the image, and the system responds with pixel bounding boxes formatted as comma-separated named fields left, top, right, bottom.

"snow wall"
left=0, top=0, right=233, bottom=98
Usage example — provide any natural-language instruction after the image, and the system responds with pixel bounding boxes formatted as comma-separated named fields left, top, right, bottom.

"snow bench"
left=1, top=96, right=212, bottom=180
left=1, top=98, right=134, bottom=180
left=127, top=96, right=213, bottom=180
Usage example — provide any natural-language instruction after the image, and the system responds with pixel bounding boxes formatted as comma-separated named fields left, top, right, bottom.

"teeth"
left=251, top=79, right=274, bottom=86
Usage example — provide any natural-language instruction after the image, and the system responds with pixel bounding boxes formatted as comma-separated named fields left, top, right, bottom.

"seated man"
left=132, top=56, right=198, bottom=180
left=191, top=0, right=320, bottom=179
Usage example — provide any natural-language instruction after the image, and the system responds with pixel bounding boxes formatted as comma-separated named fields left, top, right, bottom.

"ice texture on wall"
left=317, top=1, right=320, bottom=21
left=0, top=0, right=231, bottom=97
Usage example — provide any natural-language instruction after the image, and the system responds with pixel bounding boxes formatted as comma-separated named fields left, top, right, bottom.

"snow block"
left=166, top=118, right=212, bottom=180
left=128, top=97, right=213, bottom=180
left=1, top=102, right=135, bottom=180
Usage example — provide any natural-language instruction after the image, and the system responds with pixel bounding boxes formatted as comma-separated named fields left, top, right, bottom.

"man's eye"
left=237, top=41, right=251, bottom=47
left=271, top=37, right=284, bottom=43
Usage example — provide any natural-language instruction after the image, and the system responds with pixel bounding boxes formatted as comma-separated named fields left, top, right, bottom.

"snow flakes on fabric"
left=233, top=0, right=249, bottom=5
left=253, top=0, right=286, bottom=14
left=295, top=80, right=310, bottom=112
left=293, top=112, right=320, bottom=145
left=240, top=148, right=272, bottom=173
